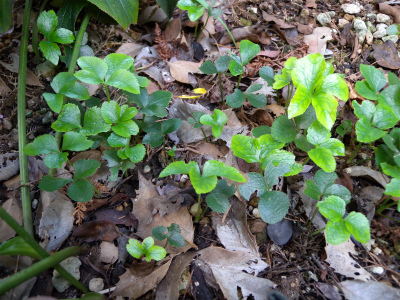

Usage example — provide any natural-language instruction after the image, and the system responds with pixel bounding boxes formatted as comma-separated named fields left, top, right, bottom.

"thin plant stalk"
left=104, top=83, right=111, bottom=101
left=194, top=19, right=200, bottom=39
left=0, top=246, right=81, bottom=295
left=236, top=74, right=242, bottom=88
left=0, top=206, right=89, bottom=293
left=18, top=0, right=33, bottom=237
left=216, top=16, right=236, bottom=47
left=196, top=14, right=209, bottom=38
left=200, top=127, right=208, bottom=142
left=31, top=0, right=50, bottom=61
left=51, top=12, right=91, bottom=175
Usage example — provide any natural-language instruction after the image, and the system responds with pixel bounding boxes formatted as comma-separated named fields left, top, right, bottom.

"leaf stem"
left=236, top=74, right=242, bottom=89
left=216, top=16, right=236, bottom=47
left=195, top=194, right=203, bottom=222
left=0, top=205, right=89, bottom=293
left=194, top=19, right=200, bottom=39
left=0, top=246, right=81, bottom=295
left=18, top=0, right=34, bottom=237
left=197, top=14, right=209, bottom=38
left=200, top=127, right=208, bottom=142
left=104, top=83, right=111, bottom=101
left=347, top=142, right=362, bottom=164
left=311, top=226, right=326, bottom=236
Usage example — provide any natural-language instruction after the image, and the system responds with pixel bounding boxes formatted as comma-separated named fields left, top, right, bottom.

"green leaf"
left=87, top=0, right=139, bottom=29
left=258, top=191, right=290, bottom=224
left=239, top=40, right=260, bottom=65
left=353, top=100, right=376, bottom=121
left=187, top=5, right=205, bottom=22
left=288, top=84, right=313, bottom=119
left=152, top=226, right=168, bottom=240
left=273, top=68, right=292, bottom=89
left=317, top=195, right=346, bottom=222
left=49, top=28, right=75, bottom=44
left=319, top=138, right=345, bottom=156
left=62, top=132, right=93, bottom=151
left=291, top=53, right=325, bottom=91
left=80, top=107, right=111, bottom=135
left=199, top=60, right=217, bottom=74
left=142, top=133, right=164, bottom=148
left=239, top=172, right=267, bottom=200
left=386, top=24, right=400, bottom=35
left=336, top=120, right=352, bottom=138
left=165, top=223, right=185, bottom=247
left=24, top=134, right=59, bottom=155
left=271, top=115, right=297, bottom=143
left=378, top=85, right=400, bottom=118
left=128, top=88, right=172, bottom=117
left=384, top=178, right=400, bottom=197
left=51, top=72, right=89, bottom=100
left=161, top=118, right=182, bottom=134
left=125, top=144, right=146, bottom=163
left=259, top=66, right=275, bottom=86
left=73, top=159, right=101, bottom=180
left=304, top=179, right=321, bottom=200
left=264, top=162, right=290, bottom=188
left=206, top=193, right=230, bottom=213
left=120, top=105, right=138, bottom=121
left=52, top=103, right=82, bottom=132
left=246, top=92, right=267, bottom=108
left=371, top=104, right=398, bottom=130
left=215, top=55, right=231, bottom=73
left=314, top=169, right=337, bottom=192
left=146, top=245, right=167, bottom=262
left=159, top=161, right=198, bottom=177
left=381, top=163, right=400, bottom=178
left=261, top=149, right=301, bottom=175
left=325, top=220, right=351, bottom=245
left=360, top=64, right=386, bottom=93
left=307, top=120, right=330, bottom=145
left=0, top=236, right=41, bottom=260
left=101, top=101, right=120, bottom=124
left=295, top=134, right=315, bottom=152
left=104, top=53, right=134, bottom=80
left=252, top=126, right=271, bottom=138
left=388, top=72, right=400, bottom=86
left=212, top=179, right=236, bottom=197
left=202, top=160, right=246, bottom=182
left=103, top=149, right=121, bottom=168
left=43, top=93, right=63, bottom=113
left=76, top=56, right=107, bottom=83
left=344, top=212, right=371, bottom=243
left=231, top=135, right=261, bottom=163
left=39, top=175, right=72, bottom=192
left=0, top=0, right=12, bottom=35
left=308, top=147, right=336, bottom=172
left=142, top=236, right=154, bottom=252
left=51, top=72, right=76, bottom=93
left=189, top=167, right=218, bottom=194
left=106, top=69, right=140, bottom=94
left=355, top=118, right=385, bottom=143
left=319, top=74, right=349, bottom=101
left=284, top=57, right=297, bottom=69
left=355, top=81, right=378, bottom=100
left=37, top=10, right=57, bottom=38
left=156, top=0, right=179, bottom=19
left=325, top=184, right=351, bottom=204
left=126, top=238, right=143, bottom=259
left=68, top=180, right=94, bottom=202
left=44, top=152, right=69, bottom=169
left=57, top=1, right=87, bottom=31
left=226, top=89, right=246, bottom=108
left=228, top=60, right=243, bottom=76
left=39, top=40, right=61, bottom=65
left=294, top=105, right=316, bottom=129
left=200, top=109, right=227, bottom=138
left=107, top=132, right=128, bottom=147
left=312, top=90, right=338, bottom=130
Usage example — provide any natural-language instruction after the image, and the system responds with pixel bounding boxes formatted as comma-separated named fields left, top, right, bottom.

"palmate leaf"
left=128, top=88, right=172, bottom=117
left=24, top=134, right=59, bottom=155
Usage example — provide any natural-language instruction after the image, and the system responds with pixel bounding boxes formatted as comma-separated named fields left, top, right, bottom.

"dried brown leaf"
left=167, top=60, right=202, bottom=84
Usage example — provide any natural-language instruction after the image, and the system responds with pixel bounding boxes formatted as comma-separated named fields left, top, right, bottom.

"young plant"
left=187, top=111, right=208, bottom=141
left=226, top=83, right=267, bottom=108
left=231, top=133, right=302, bottom=175
left=126, top=237, right=167, bottom=262
left=199, top=109, right=227, bottom=139
left=141, top=117, right=182, bottom=147
left=206, top=179, right=236, bottom=213
left=317, top=196, right=370, bottom=245
left=37, top=10, right=75, bottom=65
left=336, top=120, right=352, bottom=139
left=228, top=40, right=260, bottom=87
left=152, top=223, right=185, bottom=247
left=239, top=162, right=291, bottom=224
left=159, top=160, right=246, bottom=220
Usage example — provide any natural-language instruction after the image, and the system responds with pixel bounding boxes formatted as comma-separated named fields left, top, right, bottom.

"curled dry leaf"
left=72, top=220, right=120, bottom=243
left=115, top=42, right=145, bottom=58
left=344, top=166, right=390, bottom=188
left=262, top=12, right=296, bottom=29
left=379, top=3, right=400, bottom=23
left=303, top=27, right=333, bottom=55
left=0, top=198, right=22, bottom=242
left=167, top=61, right=202, bottom=84
left=372, top=41, right=400, bottom=69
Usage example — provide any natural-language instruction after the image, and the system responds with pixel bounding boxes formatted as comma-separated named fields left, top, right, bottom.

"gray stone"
left=341, top=3, right=361, bottom=14
left=376, top=13, right=391, bottom=23
left=338, top=18, right=349, bottom=28
left=365, top=30, right=373, bottom=45
left=373, top=23, right=388, bottom=38
left=89, top=278, right=104, bottom=292
left=0, top=153, right=19, bottom=181
left=382, top=35, right=399, bottom=43
left=369, top=266, right=384, bottom=275
left=327, top=11, right=336, bottom=17
left=317, top=13, right=331, bottom=26
left=366, top=13, right=377, bottom=21
left=353, top=19, right=368, bottom=43
left=52, top=257, right=81, bottom=292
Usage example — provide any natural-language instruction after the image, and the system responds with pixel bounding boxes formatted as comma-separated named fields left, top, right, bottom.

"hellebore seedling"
left=187, top=111, right=208, bottom=141
left=206, top=179, right=236, bottom=213
left=252, top=125, right=271, bottom=138
left=286, top=53, right=349, bottom=130
left=317, top=196, right=370, bottom=245
left=152, top=223, right=185, bottom=247
left=126, top=237, right=167, bottom=262
left=304, top=169, right=351, bottom=203
left=272, top=56, right=297, bottom=90
left=159, top=160, right=246, bottom=220
left=239, top=162, right=291, bottom=224
left=228, top=40, right=260, bottom=87
left=142, top=117, right=182, bottom=147
left=199, top=109, right=227, bottom=139
left=336, top=120, right=352, bottom=139
left=230, top=134, right=302, bottom=175
left=226, top=83, right=267, bottom=108
left=37, top=10, right=75, bottom=65
left=127, top=87, right=172, bottom=118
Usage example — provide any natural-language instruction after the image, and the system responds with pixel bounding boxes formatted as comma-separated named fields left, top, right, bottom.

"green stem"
left=200, top=127, right=208, bottom=142
left=218, top=73, right=225, bottom=105
left=236, top=74, right=242, bottom=89
left=0, top=247, right=81, bottom=295
left=216, top=16, right=236, bottom=47
left=60, top=293, right=105, bottom=300
left=0, top=206, right=89, bottom=293
left=51, top=12, right=91, bottom=176
left=311, top=227, right=326, bottom=236
left=286, top=83, right=294, bottom=108
left=104, top=83, right=111, bottom=101
left=302, top=157, right=310, bottom=166
left=31, top=0, right=49, bottom=61
left=198, top=15, right=209, bottom=38
left=194, top=19, right=200, bottom=39
left=18, top=0, right=34, bottom=237
left=195, top=194, right=203, bottom=222
left=347, top=142, right=362, bottom=164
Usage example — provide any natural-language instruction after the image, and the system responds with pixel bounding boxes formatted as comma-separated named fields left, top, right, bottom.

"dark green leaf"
left=43, top=93, right=63, bottom=113
left=104, top=53, right=134, bottom=80
left=52, top=103, right=82, bottom=132
left=68, top=180, right=94, bottom=202
left=295, top=134, right=315, bottom=152
left=76, top=56, right=107, bottom=82
left=226, top=89, right=246, bottom=108
left=73, top=159, right=101, bottom=180
left=206, top=193, right=230, bottom=213
left=101, top=101, right=120, bottom=124
left=24, top=134, right=59, bottom=155
left=377, top=85, right=400, bottom=118
left=49, top=28, right=75, bottom=44
left=239, top=172, right=267, bottom=201
left=264, top=162, right=290, bottom=188
left=360, top=64, right=386, bottom=93
left=294, top=105, right=317, bottom=129
left=304, top=179, right=321, bottom=200
left=0, top=236, right=41, bottom=260
left=336, top=120, right=352, bottom=138
left=0, top=0, right=12, bottom=35
left=62, top=132, right=93, bottom=151
left=161, top=118, right=182, bottom=134
left=259, top=66, right=275, bottom=86
left=246, top=92, right=267, bottom=108
left=57, top=0, right=87, bottom=31
left=215, top=55, right=231, bottom=73
left=80, top=107, right=111, bottom=136
left=199, top=60, right=217, bottom=74
left=252, top=126, right=271, bottom=138
left=39, top=175, right=72, bottom=192
left=355, top=118, right=385, bottom=143
left=37, top=10, right=57, bottom=38
left=103, top=149, right=121, bottom=168
left=125, top=144, right=146, bottom=163
left=258, top=191, right=290, bottom=224
left=152, top=226, right=168, bottom=240
left=325, top=184, right=351, bottom=204
left=239, top=40, right=260, bottom=65
left=371, top=104, right=398, bottom=130
left=355, top=81, right=378, bottom=100
left=39, top=40, right=61, bottom=65
left=156, top=0, right=179, bottom=18
left=107, top=132, right=129, bottom=147
left=271, top=115, right=297, bottom=143
left=44, top=152, right=69, bottom=169
left=142, top=133, right=164, bottom=147
left=388, top=72, right=400, bottom=86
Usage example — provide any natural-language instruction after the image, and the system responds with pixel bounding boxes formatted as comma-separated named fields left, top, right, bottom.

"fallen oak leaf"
left=167, top=61, right=202, bottom=84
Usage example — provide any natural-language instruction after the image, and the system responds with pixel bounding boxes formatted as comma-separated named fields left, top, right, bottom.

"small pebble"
left=180, top=174, right=189, bottom=183
left=89, top=278, right=104, bottom=292
left=373, top=247, right=383, bottom=256
left=143, top=165, right=151, bottom=173
left=344, top=14, right=355, bottom=21
left=369, top=266, right=384, bottom=275
left=341, top=4, right=361, bottom=15
left=373, top=23, right=388, bottom=39
left=376, top=13, right=391, bottom=24
left=32, top=199, right=38, bottom=210
left=190, top=203, right=202, bottom=217
left=317, top=13, right=331, bottom=26
left=365, top=30, right=373, bottom=45
left=252, top=208, right=260, bottom=218
left=338, top=19, right=349, bottom=28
